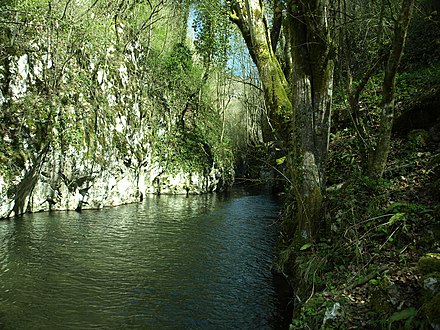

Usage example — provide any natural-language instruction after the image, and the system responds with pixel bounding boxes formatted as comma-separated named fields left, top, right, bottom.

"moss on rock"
left=418, top=253, right=440, bottom=328
left=423, top=292, right=440, bottom=328
left=418, top=253, right=440, bottom=275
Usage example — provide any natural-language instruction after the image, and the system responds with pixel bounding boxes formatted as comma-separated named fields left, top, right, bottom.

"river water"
left=0, top=188, right=285, bottom=329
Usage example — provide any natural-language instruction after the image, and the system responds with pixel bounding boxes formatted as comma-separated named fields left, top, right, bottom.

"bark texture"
left=287, top=0, right=335, bottom=241
left=229, top=0, right=292, bottom=141
left=230, top=0, right=335, bottom=243
left=368, top=0, right=415, bottom=178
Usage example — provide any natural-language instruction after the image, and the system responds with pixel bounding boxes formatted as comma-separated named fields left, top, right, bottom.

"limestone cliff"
left=0, top=3, right=234, bottom=218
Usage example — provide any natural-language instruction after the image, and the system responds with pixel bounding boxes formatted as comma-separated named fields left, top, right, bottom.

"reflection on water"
left=0, top=188, right=282, bottom=329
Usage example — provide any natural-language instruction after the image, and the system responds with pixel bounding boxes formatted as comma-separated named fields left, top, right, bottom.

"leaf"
left=300, top=243, right=312, bottom=251
left=385, top=202, right=424, bottom=213
left=276, top=156, right=286, bottom=165
left=388, top=307, right=417, bottom=327
left=385, top=202, right=408, bottom=212
left=389, top=212, right=406, bottom=224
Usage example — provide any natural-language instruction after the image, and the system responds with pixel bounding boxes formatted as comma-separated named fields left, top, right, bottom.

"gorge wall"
left=0, top=3, right=234, bottom=218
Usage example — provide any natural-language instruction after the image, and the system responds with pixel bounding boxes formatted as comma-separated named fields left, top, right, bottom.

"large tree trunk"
left=368, top=0, right=415, bottom=178
left=287, top=0, right=335, bottom=241
left=230, top=0, right=335, bottom=243
left=229, top=0, right=292, bottom=141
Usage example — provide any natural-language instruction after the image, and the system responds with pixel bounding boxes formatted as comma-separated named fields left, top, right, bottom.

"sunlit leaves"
left=192, top=0, right=231, bottom=66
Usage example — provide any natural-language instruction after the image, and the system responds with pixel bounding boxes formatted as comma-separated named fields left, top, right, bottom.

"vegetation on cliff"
left=0, top=0, right=235, bottom=181
left=0, top=0, right=267, bottom=216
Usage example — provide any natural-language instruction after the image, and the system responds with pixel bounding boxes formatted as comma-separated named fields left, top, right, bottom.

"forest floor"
left=273, top=60, right=440, bottom=329
left=280, top=102, right=440, bottom=329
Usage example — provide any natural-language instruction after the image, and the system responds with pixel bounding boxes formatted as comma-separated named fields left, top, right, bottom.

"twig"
left=344, top=265, right=388, bottom=291
left=379, top=225, right=401, bottom=250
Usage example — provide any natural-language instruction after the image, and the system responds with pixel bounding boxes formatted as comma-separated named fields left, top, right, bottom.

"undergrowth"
left=280, top=130, right=439, bottom=329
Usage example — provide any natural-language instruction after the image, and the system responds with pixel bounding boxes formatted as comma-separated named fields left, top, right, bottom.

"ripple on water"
left=0, top=190, right=282, bottom=329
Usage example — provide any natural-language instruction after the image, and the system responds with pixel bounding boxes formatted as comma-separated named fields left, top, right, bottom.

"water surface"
left=0, top=189, right=282, bottom=329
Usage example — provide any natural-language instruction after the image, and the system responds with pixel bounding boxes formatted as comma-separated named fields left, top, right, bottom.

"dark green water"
left=0, top=189, right=284, bottom=329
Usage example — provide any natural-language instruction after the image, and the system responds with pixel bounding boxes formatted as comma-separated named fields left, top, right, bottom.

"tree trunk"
left=287, top=0, right=335, bottom=242
left=368, top=0, right=415, bottom=178
left=229, top=0, right=292, bottom=141
left=230, top=0, right=335, bottom=243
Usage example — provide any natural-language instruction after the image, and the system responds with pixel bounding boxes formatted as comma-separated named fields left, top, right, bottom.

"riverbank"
left=277, top=117, right=439, bottom=329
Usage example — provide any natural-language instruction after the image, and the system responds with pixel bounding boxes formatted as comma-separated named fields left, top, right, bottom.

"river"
left=0, top=188, right=286, bottom=329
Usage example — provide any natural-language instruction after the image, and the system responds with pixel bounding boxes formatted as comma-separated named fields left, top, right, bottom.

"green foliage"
left=276, top=156, right=286, bottom=165
left=396, top=63, right=440, bottom=106
left=290, top=294, right=326, bottom=329
left=402, top=1, right=440, bottom=69
left=291, top=294, right=347, bottom=330
left=300, top=242, right=312, bottom=251
left=166, top=43, right=194, bottom=74
left=144, top=40, right=234, bottom=178
left=193, top=1, right=231, bottom=66
left=281, top=0, right=440, bottom=328
left=327, top=128, right=363, bottom=182
left=286, top=115, right=439, bottom=325
left=0, top=0, right=236, bottom=193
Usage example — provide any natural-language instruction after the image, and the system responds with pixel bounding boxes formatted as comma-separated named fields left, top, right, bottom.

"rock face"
left=0, top=6, right=234, bottom=219
left=0, top=145, right=228, bottom=218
